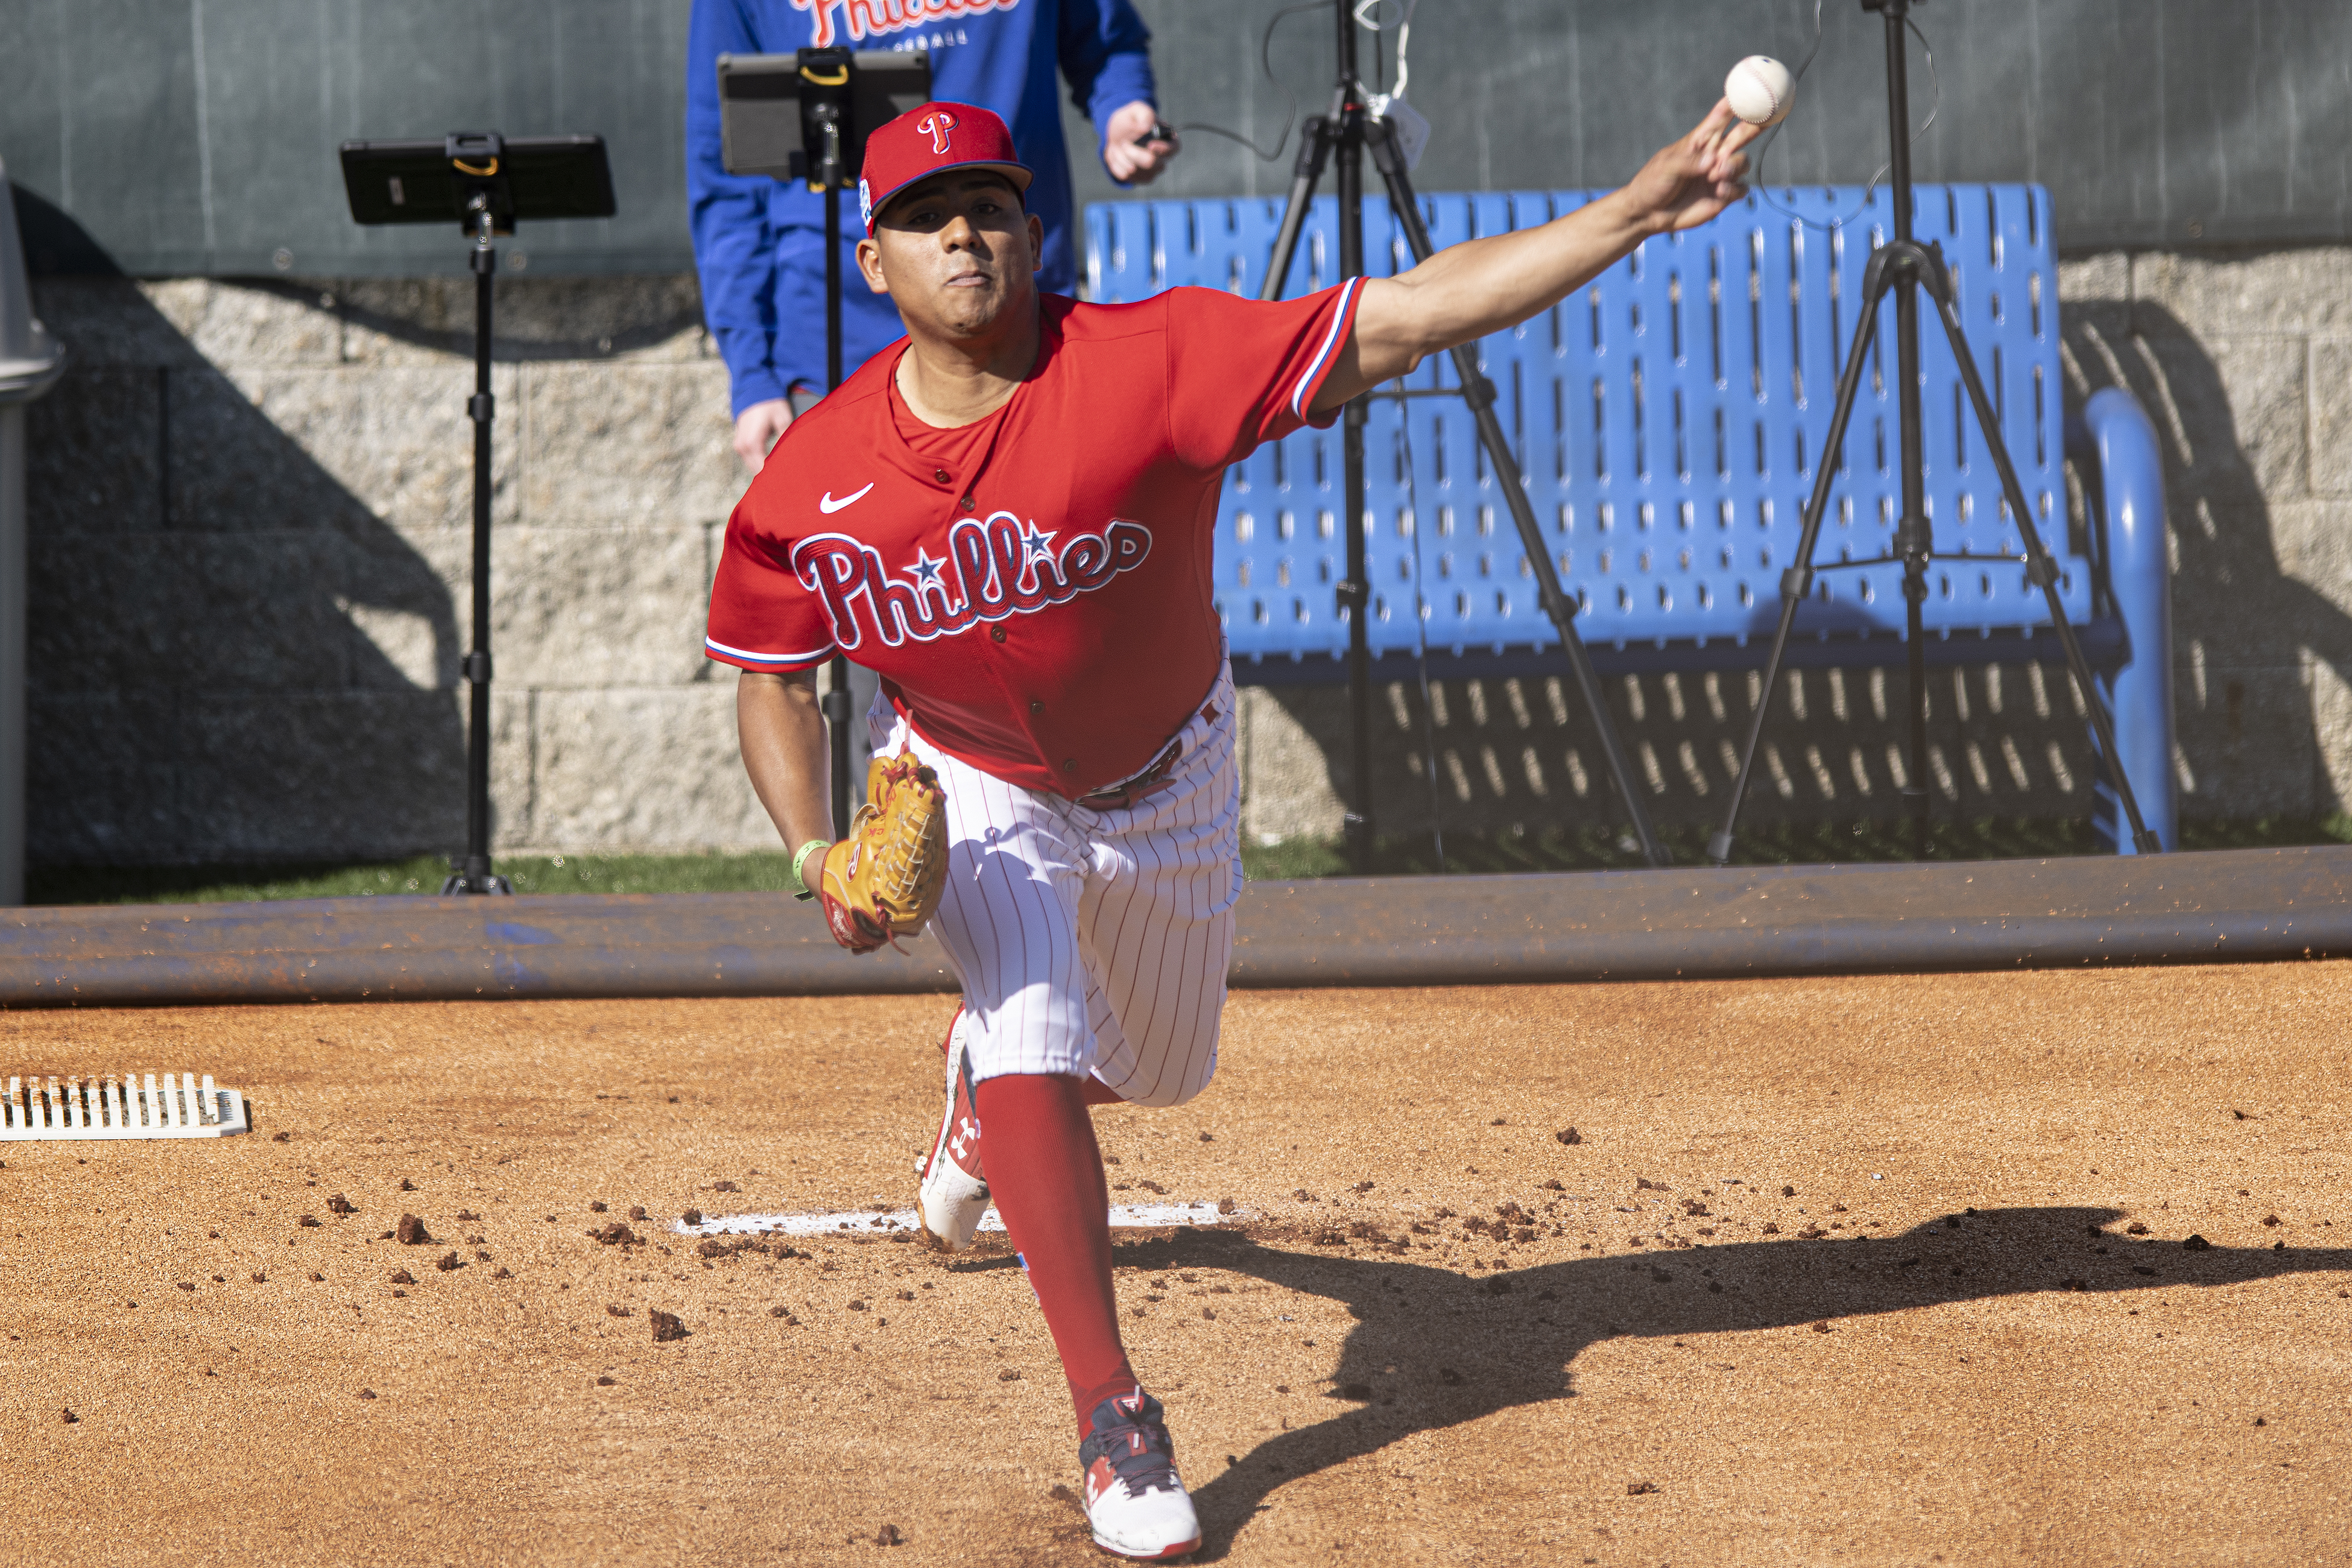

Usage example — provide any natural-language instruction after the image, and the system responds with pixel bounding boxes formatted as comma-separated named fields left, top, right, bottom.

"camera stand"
left=717, top=48, right=931, bottom=834
left=1260, top=0, right=1668, bottom=871
left=1707, top=0, right=2161, bottom=864
left=338, top=131, right=616, bottom=894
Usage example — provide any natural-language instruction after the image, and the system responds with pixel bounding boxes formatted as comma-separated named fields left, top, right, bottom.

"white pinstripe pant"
left=871, top=663, right=1242, bottom=1107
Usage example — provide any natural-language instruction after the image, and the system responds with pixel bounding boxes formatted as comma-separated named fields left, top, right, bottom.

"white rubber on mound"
left=2, top=1073, right=250, bottom=1141
left=677, top=1201, right=1236, bottom=1239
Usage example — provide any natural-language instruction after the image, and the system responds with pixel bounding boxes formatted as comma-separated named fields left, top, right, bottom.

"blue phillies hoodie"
left=687, top=0, right=1157, bottom=416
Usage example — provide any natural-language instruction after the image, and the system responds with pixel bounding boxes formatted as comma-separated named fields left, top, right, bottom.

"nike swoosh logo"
left=819, top=483, right=875, bottom=514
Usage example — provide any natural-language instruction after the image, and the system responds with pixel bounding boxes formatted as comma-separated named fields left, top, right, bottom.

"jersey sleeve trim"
left=703, top=634, right=838, bottom=672
left=1288, top=276, right=1365, bottom=420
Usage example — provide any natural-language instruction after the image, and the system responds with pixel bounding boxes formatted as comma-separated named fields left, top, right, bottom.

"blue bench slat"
left=1083, top=183, right=2088, bottom=664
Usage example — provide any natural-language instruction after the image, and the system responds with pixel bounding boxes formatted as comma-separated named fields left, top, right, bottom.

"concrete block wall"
left=21, top=248, right=2352, bottom=864
left=25, top=274, right=773, bottom=864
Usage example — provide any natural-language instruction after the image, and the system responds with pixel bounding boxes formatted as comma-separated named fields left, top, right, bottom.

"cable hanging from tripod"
left=1172, top=0, right=1418, bottom=164
left=1164, top=1, right=1323, bottom=162
left=1748, top=0, right=1942, bottom=234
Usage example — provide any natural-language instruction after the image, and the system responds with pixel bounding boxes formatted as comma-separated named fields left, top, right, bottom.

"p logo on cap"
left=858, top=101, right=1033, bottom=235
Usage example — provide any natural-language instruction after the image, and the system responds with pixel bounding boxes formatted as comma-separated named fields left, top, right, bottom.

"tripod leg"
left=1710, top=250, right=1899, bottom=866
left=1920, top=264, right=2164, bottom=853
left=1259, top=117, right=1333, bottom=303
left=1368, top=127, right=1668, bottom=865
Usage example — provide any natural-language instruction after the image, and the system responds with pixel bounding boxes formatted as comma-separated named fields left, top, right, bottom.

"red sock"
left=972, top=1073, right=1137, bottom=1432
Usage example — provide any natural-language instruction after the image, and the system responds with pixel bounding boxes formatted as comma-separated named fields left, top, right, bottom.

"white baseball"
left=1725, top=54, right=1795, bottom=127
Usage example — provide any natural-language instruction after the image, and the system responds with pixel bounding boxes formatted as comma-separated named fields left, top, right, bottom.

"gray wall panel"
left=6, top=0, right=2351, bottom=276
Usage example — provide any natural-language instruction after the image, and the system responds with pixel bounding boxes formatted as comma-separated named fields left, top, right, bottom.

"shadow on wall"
left=25, top=274, right=469, bottom=865
left=1248, top=302, right=2352, bottom=846
left=17, top=184, right=730, bottom=867
left=2063, top=297, right=2352, bottom=823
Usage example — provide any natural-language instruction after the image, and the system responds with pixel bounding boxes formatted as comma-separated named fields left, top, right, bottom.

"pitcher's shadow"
left=1058, top=1207, right=2352, bottom=1558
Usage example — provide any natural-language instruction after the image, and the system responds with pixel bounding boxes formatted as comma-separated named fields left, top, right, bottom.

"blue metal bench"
left=1084, top=184, right=2176, bottom=851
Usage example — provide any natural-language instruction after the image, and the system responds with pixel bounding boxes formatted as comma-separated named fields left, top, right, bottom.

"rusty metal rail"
left=1, top=846, right=2345, bottom=1007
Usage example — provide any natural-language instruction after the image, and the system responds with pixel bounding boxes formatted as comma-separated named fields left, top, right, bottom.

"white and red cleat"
left=916, top=1008, right=990, bottom=1251
left=1079, top=1388, right=1201, bottom=1561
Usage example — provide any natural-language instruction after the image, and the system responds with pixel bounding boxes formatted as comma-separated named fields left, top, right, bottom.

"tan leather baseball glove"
left=817, top=749, right=950, bottom=954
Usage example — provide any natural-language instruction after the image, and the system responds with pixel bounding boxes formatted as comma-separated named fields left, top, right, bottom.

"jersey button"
left=1063, top=759, right=1078, bottom=773
left=989, top=625, right=1006, bottom=643
left=958, top=496, right=975, bottom=511
left=934, top=468, right=952, bottom=484
left=1029, top=700, right=1044, bottom=715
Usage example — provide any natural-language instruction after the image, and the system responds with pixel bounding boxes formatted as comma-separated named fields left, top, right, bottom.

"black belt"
left=1077, top=701, right=1218, bottom=810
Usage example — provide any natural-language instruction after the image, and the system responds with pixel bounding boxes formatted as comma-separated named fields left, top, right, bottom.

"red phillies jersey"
left=704, top=280, right=1365, bottom=797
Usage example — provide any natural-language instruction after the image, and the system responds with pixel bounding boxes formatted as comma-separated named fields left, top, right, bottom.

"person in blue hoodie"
left=688, top=0, right=1177, bottom=475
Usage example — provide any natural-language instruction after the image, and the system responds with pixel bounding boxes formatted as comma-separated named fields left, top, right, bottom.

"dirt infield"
left=5, top=966, right=2350, bottom=1565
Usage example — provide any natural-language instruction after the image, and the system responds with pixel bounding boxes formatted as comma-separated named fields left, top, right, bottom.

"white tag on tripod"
left=1368, top=95, right=1431, bottom=172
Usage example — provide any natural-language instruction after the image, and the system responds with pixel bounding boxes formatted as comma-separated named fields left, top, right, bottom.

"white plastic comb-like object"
left=1, top=1073, right=250, bottom=1140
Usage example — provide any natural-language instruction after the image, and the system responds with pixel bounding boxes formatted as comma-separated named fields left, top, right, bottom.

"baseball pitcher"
left=705, top=98, right=1758, bottom=1560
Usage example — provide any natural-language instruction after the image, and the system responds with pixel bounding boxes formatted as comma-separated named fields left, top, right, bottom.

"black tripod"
left=1709, top=0, right=2160, bottom=864
left=1260, top=0, right=1668, bottom=872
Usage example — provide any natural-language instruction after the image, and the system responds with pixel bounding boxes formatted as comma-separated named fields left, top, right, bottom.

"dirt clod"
left=249, top=1272, right=266, bottom=1283
left=1627, top=1481, right=1658, bottom=1496
left=594, top=1222, right=642, bottom=1247
left=398, top=1178, right=416, bottom=1192
left=2184, top=1234, right=2213, bottom=1251
left=358, top=1389, right=375, bottom=1400
left=589, top=1201, right=607, bottom=1213
left=1811, top=1321, right=1833, bottom=1333
left=680, top=1209, right=703, bottom=1226
left=1555, top=1127, right=1582, bottom=1145
left=298, top=1215, right=320, bottom=1228
left=308, top=1271, right=324, bottom=1282
left=876, top=1524, right=904, bottom=1547
left=710, top=1180, right=739, bottom=1193
left=394, top=1214, right=430, bottom=1245
left=997, top=1368, right=1021, bottom=1381
left=1216, top=1198, right=1236, bottom=1215
left=1782, top=1185, right=1797, bottom=1197
left=1438, top=1368, right=1462, bottom=1385
left=388, top=1269, right=415, bottom=1285
left=650, top=1310, right=688, bottom=1344
left=2127, top=1222, right=2150, bottom=1235
left=596, top=1376, right=616, bottom=1386
left=607, top=1304, right=633, bottom=1318
left=327, top=1195, right=354, bottom=1215
left=2262, top=1215, right=2281, bottom=1227
left=493, top=1267, right=513, bottom=1280
left=435, top=1251, right=461, bottom=1272
left=628, top=1206, right=648, bottom=1221
left=271, top=1131, right=291, bottom=1143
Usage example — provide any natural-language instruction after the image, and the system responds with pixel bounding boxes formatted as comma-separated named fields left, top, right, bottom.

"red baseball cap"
left=858, top=102, right=1034, bottom=234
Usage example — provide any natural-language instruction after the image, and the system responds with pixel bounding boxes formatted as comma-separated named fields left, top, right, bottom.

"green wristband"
left=790, top=838, right=831, bottom=901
